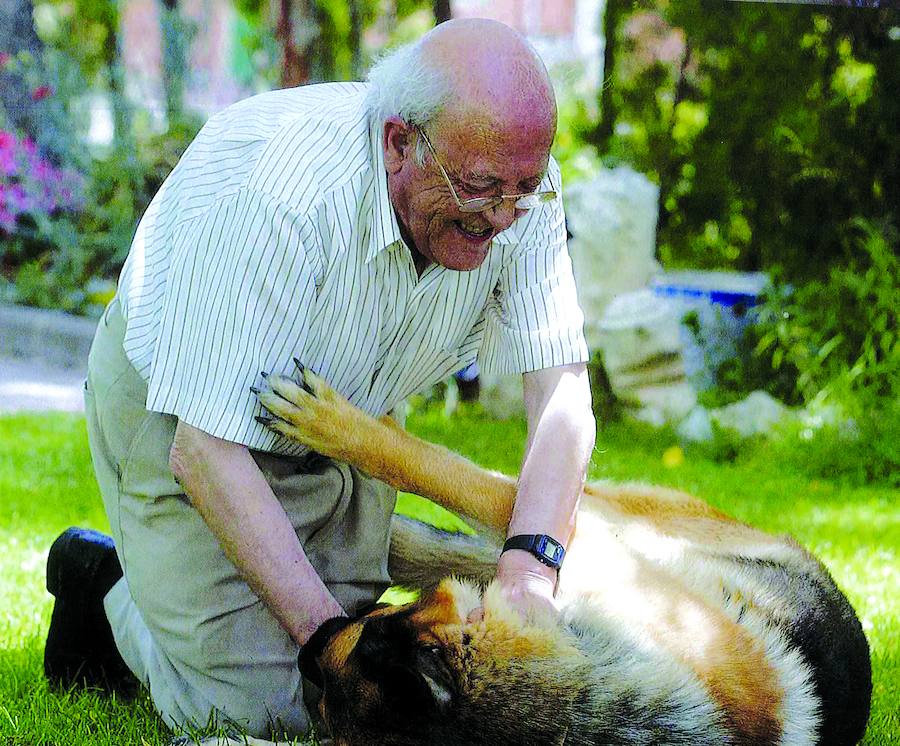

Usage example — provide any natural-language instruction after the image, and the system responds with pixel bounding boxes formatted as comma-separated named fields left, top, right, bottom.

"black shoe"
left=44, top=527, right=139, bottom=696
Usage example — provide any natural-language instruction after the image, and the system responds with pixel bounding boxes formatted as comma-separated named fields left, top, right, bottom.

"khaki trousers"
left=85, top=298, right=396, bottom=738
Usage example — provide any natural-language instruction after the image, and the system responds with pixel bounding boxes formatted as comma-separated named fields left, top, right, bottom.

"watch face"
left=536, top=535, right=564, bottom=564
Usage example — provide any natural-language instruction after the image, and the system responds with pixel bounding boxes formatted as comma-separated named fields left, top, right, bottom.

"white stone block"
left=565, top=167, right=661, bottom=349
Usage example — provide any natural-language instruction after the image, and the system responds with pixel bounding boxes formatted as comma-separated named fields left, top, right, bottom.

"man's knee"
left=154, top=671, right=310, bottom=740
left=211, top=680, right=309, bottom=738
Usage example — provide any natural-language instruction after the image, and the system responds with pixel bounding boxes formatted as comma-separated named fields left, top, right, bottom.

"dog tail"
left=388, top=513, right=499, bottom=590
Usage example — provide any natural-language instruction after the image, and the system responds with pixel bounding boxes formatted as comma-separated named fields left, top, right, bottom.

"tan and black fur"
left=256, top=367, right=871, bottom=746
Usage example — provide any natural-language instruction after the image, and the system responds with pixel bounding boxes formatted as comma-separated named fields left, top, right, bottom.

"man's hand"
left=496, top=549, right=560, bottom=617
left=467, top=549, right=560, bottom=623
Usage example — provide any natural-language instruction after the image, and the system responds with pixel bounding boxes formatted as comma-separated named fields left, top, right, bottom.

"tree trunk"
left=104, top=21, right=134, bottom=154
left=160, top=0, right=192, bottom=124
left=349, top=0, right=363, bottom=78
left=433, top=0, right=452, bottom=24
left=277, top=0, right=311, bottom=87
left=592, top=0, right=619, bottom=153
left=654, top=41, right=691, bottom=257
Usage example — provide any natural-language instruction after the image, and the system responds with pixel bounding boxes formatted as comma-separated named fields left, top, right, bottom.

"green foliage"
left=33, top=0, right=118, bottom=80
left=754, top=219, right=899, bottom=404
left=233, top=0, right=430, bottom=84
left=3, top=115, right=201, bottom=316
left=685, top=218, right=899, bottom=484
left=772, top=405, right=899, bottom=488
left=600, top=4, right=899, bottom=282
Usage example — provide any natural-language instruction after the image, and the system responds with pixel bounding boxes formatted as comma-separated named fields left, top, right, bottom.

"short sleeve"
left=478, top=160, right=589, bottom=375
left=145, top=188, right=320, bottom=449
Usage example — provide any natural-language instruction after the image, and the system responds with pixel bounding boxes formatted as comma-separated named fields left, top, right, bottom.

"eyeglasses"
left=415, top=126, right=557, bottom=213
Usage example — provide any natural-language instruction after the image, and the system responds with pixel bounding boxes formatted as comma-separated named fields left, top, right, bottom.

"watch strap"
left=501, top=534, right=566, bottom=569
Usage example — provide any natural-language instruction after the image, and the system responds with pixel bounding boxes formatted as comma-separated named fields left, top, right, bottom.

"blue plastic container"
left=650, top=271, right=769, bottom=390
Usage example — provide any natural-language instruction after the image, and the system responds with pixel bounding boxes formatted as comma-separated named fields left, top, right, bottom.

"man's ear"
left=383, top=116, right=413, bottom=174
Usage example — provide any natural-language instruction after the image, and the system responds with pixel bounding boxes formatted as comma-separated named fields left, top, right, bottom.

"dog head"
left=300, top=578, right=586, bottom=746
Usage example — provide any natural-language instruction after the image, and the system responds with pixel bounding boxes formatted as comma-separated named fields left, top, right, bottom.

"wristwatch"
left=501, top=534, right=566, bottom=570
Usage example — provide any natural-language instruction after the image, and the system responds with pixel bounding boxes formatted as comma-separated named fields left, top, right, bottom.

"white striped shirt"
left=117, top=82, right=587, bottom=454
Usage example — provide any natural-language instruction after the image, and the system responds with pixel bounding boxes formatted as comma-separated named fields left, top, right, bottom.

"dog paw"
left=252, top=365, right=361, bottom=459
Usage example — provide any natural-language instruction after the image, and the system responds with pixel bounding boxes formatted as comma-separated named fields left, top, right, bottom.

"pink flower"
left=0, top=149, right=15, bottom=177
left=31, top=85, right=53, bottom=101
left=0, top=52, right=10, bottom=68
left=0, top=206, right=16, bottom=234
left=6, top=183, right=32, bottom=213
left=29, top=157, right=54, bottom=184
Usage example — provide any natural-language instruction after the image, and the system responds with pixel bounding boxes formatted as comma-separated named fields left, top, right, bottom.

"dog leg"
left=256, top=368, right=517, bottom=530
left=388, top=514, right=500, bottom=589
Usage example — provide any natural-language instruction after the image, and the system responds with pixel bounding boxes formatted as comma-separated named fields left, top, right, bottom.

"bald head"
left=419, top=19, right=557, bottom=141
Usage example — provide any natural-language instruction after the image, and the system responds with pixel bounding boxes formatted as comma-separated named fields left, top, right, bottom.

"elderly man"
left=44, top=17, right=595, bottom=739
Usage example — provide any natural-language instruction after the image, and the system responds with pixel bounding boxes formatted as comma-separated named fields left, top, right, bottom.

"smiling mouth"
left=454, top=221, right=493, bottom=242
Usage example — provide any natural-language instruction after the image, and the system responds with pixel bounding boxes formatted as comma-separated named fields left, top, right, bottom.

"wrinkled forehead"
left=437, top=98, right=554, bottom=150
left=434, top=117, right=553, bottom=188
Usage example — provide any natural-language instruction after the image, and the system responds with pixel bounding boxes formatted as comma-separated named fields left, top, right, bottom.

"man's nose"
left=483, top=199, right=523, bottom=232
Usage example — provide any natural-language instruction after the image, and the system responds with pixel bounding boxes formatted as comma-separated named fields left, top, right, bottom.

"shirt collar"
left=367, top=117, right=406, bottom=263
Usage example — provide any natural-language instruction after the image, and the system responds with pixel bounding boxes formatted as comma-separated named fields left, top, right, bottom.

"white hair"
left=365, top=39, right=452, bottom=166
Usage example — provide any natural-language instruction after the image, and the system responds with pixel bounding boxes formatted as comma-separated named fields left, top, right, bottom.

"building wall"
left=120, top=0, right=246, bottom=122
left=452, top=0, right=603, bottom=82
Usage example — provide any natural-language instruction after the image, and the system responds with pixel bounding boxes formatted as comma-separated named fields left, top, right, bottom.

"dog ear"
left=357, top=618, right=456, bottom=718
left=299, top=616, right=355, bottom=688
left=380, top=648, right=455, bottom=717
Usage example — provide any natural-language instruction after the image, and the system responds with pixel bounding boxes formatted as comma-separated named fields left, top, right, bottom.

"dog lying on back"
left=255, top=367, right=871, bottom=746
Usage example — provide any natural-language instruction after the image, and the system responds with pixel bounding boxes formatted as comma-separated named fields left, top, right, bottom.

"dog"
left=255, top=366, right=872, bottom=746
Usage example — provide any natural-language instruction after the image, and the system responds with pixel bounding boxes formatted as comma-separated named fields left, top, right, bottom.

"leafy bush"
left=1, top=105, right=201, bottom=315
left=601, top=5, right=899, bottom=283
left=765, top=398, right=900, bottom=487
left=0, top=129, right=88, bottom=310
left=688, top=218, right=899, bottom=485
left=754, top=218, right=898, bottom=405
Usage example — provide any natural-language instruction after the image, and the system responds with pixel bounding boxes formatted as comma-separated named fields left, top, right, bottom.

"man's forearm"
left=169, top=420, right=344, bottom=645
left=501, top=364, right=595, bottom=582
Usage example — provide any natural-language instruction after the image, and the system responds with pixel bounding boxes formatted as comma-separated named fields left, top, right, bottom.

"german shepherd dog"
left=255, top=367, right=871, bottom=746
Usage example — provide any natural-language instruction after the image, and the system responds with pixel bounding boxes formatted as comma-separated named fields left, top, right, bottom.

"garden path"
left=0, top=356, right=85, bottom=412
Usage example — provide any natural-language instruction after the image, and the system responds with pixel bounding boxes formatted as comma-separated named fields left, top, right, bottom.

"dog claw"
left=260, top=370, right=269, bottom=379
left=255, top=415, right=274, bottom=426
left=249, top=385, right=261, bottom=395
left=293, top=358, right=316, bottom=395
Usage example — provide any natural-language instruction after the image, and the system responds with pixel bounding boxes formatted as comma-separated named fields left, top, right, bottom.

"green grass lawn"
left=1, top=408, right=897, bottom=744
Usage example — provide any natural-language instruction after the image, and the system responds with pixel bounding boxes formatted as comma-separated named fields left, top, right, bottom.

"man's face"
left=385, top=115, right=553, bottom=272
